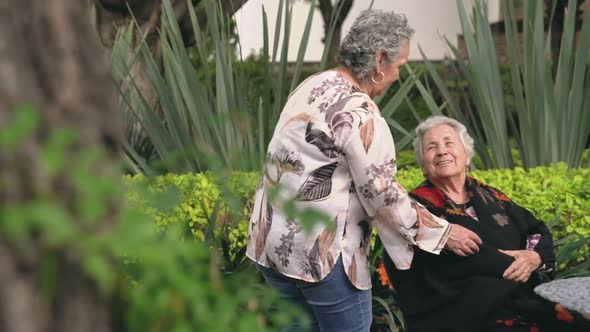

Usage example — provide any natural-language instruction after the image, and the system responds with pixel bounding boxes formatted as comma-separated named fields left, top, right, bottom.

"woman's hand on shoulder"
left=499, top=249, right=542, bottom=283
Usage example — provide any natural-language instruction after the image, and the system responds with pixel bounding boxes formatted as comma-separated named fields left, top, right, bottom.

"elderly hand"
left=500, top=250, right=542, bottom=283
left=444, top=224, right=482, bottom=256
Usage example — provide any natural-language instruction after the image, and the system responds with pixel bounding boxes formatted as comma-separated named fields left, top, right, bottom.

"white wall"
left=235, top=0, right=501, bottom=62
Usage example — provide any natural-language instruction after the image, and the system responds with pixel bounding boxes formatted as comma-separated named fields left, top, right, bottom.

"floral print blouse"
left=246, top=70, right=451, bottom=290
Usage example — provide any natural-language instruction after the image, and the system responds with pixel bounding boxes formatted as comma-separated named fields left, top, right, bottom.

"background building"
left=235, top=0, right=502, bottom=62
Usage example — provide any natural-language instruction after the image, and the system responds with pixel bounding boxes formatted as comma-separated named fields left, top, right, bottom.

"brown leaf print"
left=306, top=218, right=337, bottom=280
left=325, top=96, right=362, bottom=147
left=280, top=112, right=311, bottom=131
left=306, top=245, right=322, bottom=280
left=305, top=121, right=338, bottom=158
left=330, top=111, right=353, bottom=147
left=266, top=149, right=305, bottom=183
left=255, top=197, right=273, bottom=260
left=295, top=162, right=338, bottom=201
left=326, top=255, right=334, bottom=271
left=317, top=218, right=338, bottom=267
left=415, top=203, right=444, bottom=228
left=359, top=118, right=375, bottom=153
left=348, top=254, right=357, bottom=286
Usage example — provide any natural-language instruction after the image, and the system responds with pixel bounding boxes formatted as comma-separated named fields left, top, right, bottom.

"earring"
left=371, top=71, right=385, bottom=84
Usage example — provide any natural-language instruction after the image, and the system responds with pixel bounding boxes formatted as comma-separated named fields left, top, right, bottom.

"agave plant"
left=110, top=0, right=326, bottom=174
left=420, top=0, right=590, bottom=169
left=111, top=0, right=425, bottom=175
left=112, top=0, right=259, bottom=173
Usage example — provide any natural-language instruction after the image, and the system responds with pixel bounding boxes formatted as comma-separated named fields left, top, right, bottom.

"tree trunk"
left=0, top=0, right=120, bottom=331
left=318, top=0, right=353, bottom=66
left=93, top=0, right=249, bottom=163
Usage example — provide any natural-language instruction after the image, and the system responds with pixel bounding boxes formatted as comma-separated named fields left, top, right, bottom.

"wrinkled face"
left=375, top=40, right=410, bottom=96
left=421, top=124, right=470, bottom=182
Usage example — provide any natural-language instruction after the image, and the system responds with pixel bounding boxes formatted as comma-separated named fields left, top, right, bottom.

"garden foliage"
left=112, top=0, right=424, bottom=174
left=125, top=164, right=590, bottom=278
left=421, top=0, right=590, bottom=169
left=0, top=108, right=305, bottom=332
left=109, top=1, right=590, bottom=330
left=124, top=163, right=590, bottom=330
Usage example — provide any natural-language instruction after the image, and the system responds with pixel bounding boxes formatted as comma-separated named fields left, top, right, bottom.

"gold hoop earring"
left=371, top=71, right=385, bottom=84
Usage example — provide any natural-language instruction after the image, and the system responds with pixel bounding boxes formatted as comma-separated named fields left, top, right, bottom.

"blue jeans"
left=255, top=255, right=372, bottom=332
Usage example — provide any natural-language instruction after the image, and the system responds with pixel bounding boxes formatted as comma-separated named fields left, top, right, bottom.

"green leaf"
left=83, top=253, right=114, bottom=291
left=0, top=105, right=41, bottom=149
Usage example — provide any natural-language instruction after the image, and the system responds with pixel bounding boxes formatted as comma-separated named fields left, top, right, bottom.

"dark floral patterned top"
left=383, top=177, right=557, bottom=331
left=246, top=70, right=451, bottom=289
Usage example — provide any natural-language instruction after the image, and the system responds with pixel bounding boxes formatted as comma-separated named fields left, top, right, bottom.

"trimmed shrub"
left=125, top=163, right=589, bottom=274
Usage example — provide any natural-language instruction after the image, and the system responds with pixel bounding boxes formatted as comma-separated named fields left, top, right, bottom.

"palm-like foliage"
left=109, top=0, right=317, bottom=173
left=113, top=0, right=271, bottom=173
left=421, top=0, right=590, bottom=169
left=112, top=0, right=422, bottom=175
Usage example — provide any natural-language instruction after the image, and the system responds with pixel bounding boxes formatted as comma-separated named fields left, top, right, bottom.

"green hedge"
left=395, top=163, right=590, bottom=239
left=124, top=163, right=590, bottom=272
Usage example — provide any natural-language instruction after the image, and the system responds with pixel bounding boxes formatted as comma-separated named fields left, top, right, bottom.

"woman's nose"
left=436, top=147, right=447, bottom=155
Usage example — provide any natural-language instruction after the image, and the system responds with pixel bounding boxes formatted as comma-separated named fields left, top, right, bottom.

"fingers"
left=503, top=255, right=537, bottom=283
left=463, top=239, right=480, bottom=255
left=468, top=231, right=483, bottom=245
left=454, top=248, right=467, bottom=257
left=445, top=225, right=481, bottom=256
left=499, top=249, right=518, bottom=257
left=503, top=263, right=520, bottom=281
left=503, top=262, right=520, bottom=279
left=504, top=264, right=531, bottom=282
left=446, top=238, right=479, bottom=256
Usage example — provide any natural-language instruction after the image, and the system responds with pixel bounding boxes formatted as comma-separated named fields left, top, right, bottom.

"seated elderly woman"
left=384, top=116, right=589, bottom=332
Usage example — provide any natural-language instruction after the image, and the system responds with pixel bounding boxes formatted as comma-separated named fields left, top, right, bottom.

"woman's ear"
left=375, top=50, right=389, bottom=70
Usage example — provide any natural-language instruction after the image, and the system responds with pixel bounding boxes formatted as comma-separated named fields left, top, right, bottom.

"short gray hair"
left=413, top=115, right=475, bottom=167
left=337, top=9, right=414, bottom=82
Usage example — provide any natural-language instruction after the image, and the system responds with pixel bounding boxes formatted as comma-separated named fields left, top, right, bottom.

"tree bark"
left=0, top=0, right=120, bottom=331
left=317, top=0, right=353, bottom=66
left=94, top=0, right=249, bottom=49
left=93, top=0, right=249, bottom=163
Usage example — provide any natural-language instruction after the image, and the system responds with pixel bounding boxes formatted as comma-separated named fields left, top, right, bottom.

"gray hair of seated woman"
left=413, top=115, right=475, bottom=167
left=337, top=9, right=414, bottom=82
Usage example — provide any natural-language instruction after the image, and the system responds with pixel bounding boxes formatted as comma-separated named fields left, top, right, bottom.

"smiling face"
left=421, top=124, right=470, bottom=184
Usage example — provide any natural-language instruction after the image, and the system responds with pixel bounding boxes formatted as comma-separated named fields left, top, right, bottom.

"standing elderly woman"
left=384, top=115, right=589, bottom=332
left=246, top=10, right=482, bottom=332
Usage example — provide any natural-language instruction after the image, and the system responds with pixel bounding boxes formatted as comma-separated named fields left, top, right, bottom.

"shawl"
left=384, top=177, right=555, bottom=332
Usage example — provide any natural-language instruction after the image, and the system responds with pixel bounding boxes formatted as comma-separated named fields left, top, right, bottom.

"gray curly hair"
left=413, top=115, right=475, bottom=167
left=337, top=9, right=414, bottom=82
